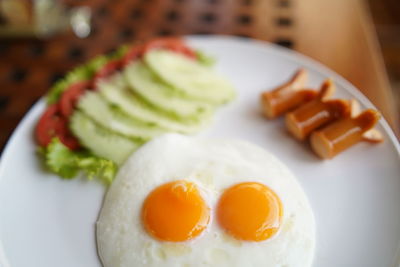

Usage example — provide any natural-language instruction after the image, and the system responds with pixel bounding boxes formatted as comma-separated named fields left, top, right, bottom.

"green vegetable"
left=195, top=50, right=216, bottom=66
left=124, top=61, right=213, bottom=121
left=46, top=56, right=108, bottom=104
left=98, top=74, right=210, bottom=133
left=43, top=138, right=117, bottom=185
left=110, top=45, right=129, bottom=60
left=70, top=111, right=141, bottom=164
left=40, top=44, right=233, bottom=186
left=45, top=45, right=129, bottom=104
left=77, top=91, right=165, bottom=141
left=144, top=50, right=235, bottom=105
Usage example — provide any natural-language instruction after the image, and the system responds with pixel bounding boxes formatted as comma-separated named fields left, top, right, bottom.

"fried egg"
left=96, top=134, right=315, bottom=267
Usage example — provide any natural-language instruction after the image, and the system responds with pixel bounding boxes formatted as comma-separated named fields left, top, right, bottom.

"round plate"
left=1, top=36, right=399, bottom=267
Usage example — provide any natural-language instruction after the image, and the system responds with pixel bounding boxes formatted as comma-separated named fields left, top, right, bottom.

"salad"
left=35, top=38, right=235, bottom=184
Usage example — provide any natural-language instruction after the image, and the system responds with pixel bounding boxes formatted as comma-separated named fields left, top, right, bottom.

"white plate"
left=1, top=36, right=399, bottom=267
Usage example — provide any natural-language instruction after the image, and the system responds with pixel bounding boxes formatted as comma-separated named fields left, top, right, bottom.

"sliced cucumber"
left=124, top=61, right=213, bottom=120
left=98, top=74, right=210, bottom=133
left=70, top=111, right=140, bottom=165
left=77, top=91, right=165, bottom=141
left=144, top=50, right=235, bottom=105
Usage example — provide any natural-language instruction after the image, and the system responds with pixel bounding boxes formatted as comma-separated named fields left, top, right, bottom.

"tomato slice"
left=55, top=117, right=81, bottom=150
left=92, top=59, right=123, bottom=86
left=122, top=38, right=197, bottom=66
left=143, top=38, right=196, bottom=59
left=59, top=80, right=90, bottom=118
left=122, top=44, right=144, bottom=66
left=35, top=104, right=80, bottom=150
left=36, top=104, right=59, bottom=147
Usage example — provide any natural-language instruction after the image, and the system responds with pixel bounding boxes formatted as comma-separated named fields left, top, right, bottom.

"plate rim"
left=0, top=35, right=399, bottom=267
left=187, top=35, right=400, bottom=155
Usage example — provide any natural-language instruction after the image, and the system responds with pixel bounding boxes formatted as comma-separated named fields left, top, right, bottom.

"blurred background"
left=0, top=0, right=399, bottom=153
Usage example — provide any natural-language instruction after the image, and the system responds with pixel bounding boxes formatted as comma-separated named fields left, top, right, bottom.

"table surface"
left=0, top=0, right=398, bottom=153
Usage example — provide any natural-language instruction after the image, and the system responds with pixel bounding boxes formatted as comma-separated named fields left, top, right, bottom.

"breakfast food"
left=97, top=134, right=316, bottom=267
left=310, top=100, right=383, bottom=159
left=260, top=69, right=382, bottom=159
left=35, top=38, right=235, bottom=183
left=285, top=79, right=350, bottom=140
left=261, top=69, right=317, bottom=118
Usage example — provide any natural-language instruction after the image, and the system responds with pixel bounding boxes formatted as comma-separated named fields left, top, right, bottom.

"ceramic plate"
left=1, top=36, right=399, bottom=267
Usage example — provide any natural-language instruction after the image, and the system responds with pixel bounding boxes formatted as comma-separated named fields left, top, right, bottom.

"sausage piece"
left=310, top=109, right=381, bottom=159
left=285, top=79, right=350, bottom=140
left=261, top=69, right=317, bottom=118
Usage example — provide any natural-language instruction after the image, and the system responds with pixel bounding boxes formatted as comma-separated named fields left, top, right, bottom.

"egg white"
left=97, top=133, right=316, bottom=267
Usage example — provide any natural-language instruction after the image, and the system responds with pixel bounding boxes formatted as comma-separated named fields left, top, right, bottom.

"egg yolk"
left=217, top=182, right=283, bottom=242
left=142, top=180, right=210, bottom=242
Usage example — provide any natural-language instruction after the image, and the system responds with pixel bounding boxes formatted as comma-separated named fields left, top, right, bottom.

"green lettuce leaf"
left=43, top=138, right=117, bottom=185
left=46, top=55, right=109, bottom=104
left=110, top=44, right=130, bottom=60
left=195, top=50, right=216, bottom=66
left=45, top=45, right=130, bottom=104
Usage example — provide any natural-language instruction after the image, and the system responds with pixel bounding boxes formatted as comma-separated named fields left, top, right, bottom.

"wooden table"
left=0, top=0, right=398, bottom=153
left=296, top=0, right=399, bottom=136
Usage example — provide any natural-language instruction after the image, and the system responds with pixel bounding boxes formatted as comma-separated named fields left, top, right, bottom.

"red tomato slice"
left=143, top=38, right=196, bottom=59
left=122, top=38, right=197, bottom=66
left=92, top=59, right=123, bottom=87
left=122, top=44, right=144, bottom=66
left=35, top=104, right=81, bottom=150
left=36, top=104, right=59, bottom=147
left=55, top=117, right=81, bottom=150
left=59, top=80, right=90, bottom=118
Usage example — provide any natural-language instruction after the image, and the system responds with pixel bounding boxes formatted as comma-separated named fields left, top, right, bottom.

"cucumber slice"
left=98, top=74, right=210, bottom=133
left=144, top=50, right=235, bottom=104
left=124, top=61, right=213, bottom=120
left=70, top=111, right=140, bottom=165
left=77, top=91, right=165, bottom=141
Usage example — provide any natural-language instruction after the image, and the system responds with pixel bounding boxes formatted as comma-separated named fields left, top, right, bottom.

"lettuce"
left=195, top=50, right=216, bottom=66
left=42, top=138, right=117, bottom=185
left=110, top=44, right=130, bottom=60
left=46, top=56, right=109, bottom=104
left=46, top=45, right=129, bottom=104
